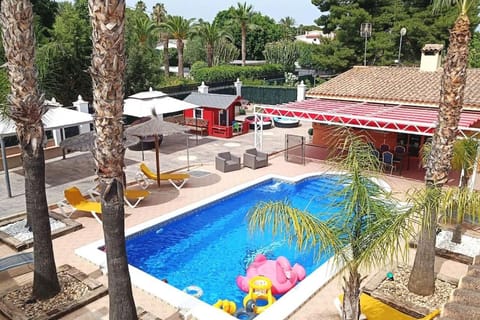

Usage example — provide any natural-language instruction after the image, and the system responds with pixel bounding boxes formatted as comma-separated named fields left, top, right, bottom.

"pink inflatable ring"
left=236, top=254, right=306, bottom=295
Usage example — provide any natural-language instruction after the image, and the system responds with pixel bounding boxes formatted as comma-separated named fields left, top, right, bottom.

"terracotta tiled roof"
left=307, top=66, right=480, bottom=110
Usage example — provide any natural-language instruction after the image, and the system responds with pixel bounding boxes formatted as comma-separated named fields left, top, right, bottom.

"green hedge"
left=190, top=63, right=284, bottom=83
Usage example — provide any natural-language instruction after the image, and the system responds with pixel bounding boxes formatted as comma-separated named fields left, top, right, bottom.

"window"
left=194, top=108, right=203, bottom=119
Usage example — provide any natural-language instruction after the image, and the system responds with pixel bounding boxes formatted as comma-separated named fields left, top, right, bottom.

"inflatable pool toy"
left=233, top=308, right=256, bottom=320
left=213, top=299, right=237, bottom=314
left=242, top=276, right=275, bottom=314
left=183, top=285, right=203, bottom=298
left=236, top=254, right=306, bottom=295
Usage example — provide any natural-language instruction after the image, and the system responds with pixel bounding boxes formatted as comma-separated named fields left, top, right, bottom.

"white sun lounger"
left=0, top=252, right=34, bottom=273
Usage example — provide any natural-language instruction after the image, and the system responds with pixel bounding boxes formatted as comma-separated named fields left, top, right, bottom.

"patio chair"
left=124, top=189, right=151, bottom=208
left=0, top=252, right=34, bottom=274
left=382, top=151, right=396, bottom=174
left=335, top=293, right=440, bottom=320
left=243, top=148, right=268, bottom=170
left=137, top=163, right=190, bottom=190
left=380, top=144, right=390, bottom=153
left=59, top=186, right=103, bottom=224
left=215, top=152, right=241, bottom=172
left=88, top=187, right=150, bottom=209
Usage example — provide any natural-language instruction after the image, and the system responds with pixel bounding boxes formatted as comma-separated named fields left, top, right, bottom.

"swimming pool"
left=76, top=173, right=348, bottom=320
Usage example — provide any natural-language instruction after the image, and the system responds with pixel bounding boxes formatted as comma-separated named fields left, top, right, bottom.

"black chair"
left=380, top=144, right=390, bottom=153
left=394, top=145, right=406, bottom=154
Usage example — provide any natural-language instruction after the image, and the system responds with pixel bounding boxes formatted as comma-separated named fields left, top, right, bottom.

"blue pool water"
left=126, top=175, right=344, bottom=307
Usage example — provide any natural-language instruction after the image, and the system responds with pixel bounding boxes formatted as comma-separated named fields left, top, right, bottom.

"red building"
left=183, top=91, right=247, bottom=138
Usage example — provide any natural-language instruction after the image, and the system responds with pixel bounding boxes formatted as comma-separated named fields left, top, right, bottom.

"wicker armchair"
left=215, top=152, right=241, bottom=172
left=243, top=148, right=268, bottom=169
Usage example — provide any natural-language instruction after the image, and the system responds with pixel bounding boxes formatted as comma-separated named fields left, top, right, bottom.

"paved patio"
left=0, top=122, right=471, bottom=319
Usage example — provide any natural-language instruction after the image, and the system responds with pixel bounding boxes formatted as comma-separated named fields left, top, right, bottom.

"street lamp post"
left=360, top=23, right=372, bottom=66
left=397, top=27, right=407, bottom=64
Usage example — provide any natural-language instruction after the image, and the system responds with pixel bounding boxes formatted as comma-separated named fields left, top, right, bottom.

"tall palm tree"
left=88, top=1, right=137, bottom=319
left=422, top=137, right=480, bottom=243
left=130, top=14, right=158, bottom=49
left=194, top=21, right=232, bottom=67
left=231, top=2, right=254, bottom=66
left=279, top=16, right=296, bottom=40
left=135, top=1, right=146, bottom=12
left=161, top=15, right=195, bottom=78
left=0, top=0, right=60, bottom=300
left=248, top=129, right=415, bottom=320
left=152, top=3, right=170, bottom=77
left=408, top=0, right=475, bottom=296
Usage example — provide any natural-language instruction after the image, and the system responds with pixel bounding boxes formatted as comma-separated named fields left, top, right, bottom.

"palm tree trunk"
left=408, top=193, right=437, bottom=295
left=241, top=23, right=247, bottom=66
left=89, top=1, right=137, bottom=319
left=0, top=0, right=60, bottom=300
left=408, top=13, right=471, bottom=296
left=207, top=43, right=214, bottom=67
left=162, top=34, right=170, bottom=77
left=177, top=39, right=184, bottom=78
left=342, top=267, right=362, bottom=320
left=451, top=222, right=463, bottom=244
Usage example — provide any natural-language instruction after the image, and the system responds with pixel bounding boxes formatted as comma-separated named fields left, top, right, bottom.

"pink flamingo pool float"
left=236, top=254, right=306, bottom=295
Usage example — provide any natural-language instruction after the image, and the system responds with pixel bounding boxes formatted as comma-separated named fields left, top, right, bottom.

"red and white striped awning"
left=256, top=99, right=480, bottom=136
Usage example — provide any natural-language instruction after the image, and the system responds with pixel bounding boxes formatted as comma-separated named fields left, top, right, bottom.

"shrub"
left=190, top=64, right=284, bottom=83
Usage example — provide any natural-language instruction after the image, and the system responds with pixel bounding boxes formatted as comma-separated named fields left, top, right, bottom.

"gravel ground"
left=0, top=218, right=66, bottom=242
left=1, top=271, right=89, bottom=318
left=436, top=230, right=480, bottom=257
left=373, top=265, right=456, bottom=311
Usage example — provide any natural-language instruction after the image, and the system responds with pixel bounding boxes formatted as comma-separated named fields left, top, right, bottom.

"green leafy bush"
left=263, top=40, right=299, bottom=72
left=190, top=64, right=284, bottom=83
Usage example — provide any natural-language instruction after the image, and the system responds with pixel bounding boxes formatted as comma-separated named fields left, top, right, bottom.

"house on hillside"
left=295, top=30, right=335, bottom=45
left=254, top=44, right=480, bottom=172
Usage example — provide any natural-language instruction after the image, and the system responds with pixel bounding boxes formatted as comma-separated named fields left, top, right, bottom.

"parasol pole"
left=187, top=135, right=190, bottom=171
left=154, top=134, right=160, bottom=187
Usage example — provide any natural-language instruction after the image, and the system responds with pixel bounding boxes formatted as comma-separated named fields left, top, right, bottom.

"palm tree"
left=0, top=0, right=60, bottom=300
left=194, top=21, right=232, bottom=67
left=279, top=16, right=296, bottom=40
left=131, top=14, right=158, bottom=48
left=152, top=3, right=170, bottom=77
left=231, top=2, right=254, bottom=66
left=88, top=1, right=137, bottom=319
left=422, top=137, right=480, bottom=243
left=408, top=0, right=475, bottom=296
left=161, top=15, right=195, bottom=78
left=248, top=129, right=415, bottom=320
left=135, top=1, right=146, bottom=12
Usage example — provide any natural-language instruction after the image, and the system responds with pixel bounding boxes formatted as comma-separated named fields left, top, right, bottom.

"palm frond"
left=247, top=201, right=343, bottom=261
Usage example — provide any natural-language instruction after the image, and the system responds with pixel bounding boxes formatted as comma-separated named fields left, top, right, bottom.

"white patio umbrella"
left=125, top=116, right=189, bottom=187
left=123, top=87, right=198, bottom=118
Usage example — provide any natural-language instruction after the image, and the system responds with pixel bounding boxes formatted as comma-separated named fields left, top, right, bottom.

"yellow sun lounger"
left=123, top=189, right=150, bottom=208
left=336, top=293, right=440, bottom=320
left=137, top=163, right=190, bottom=190
left=87, top=187, right=150, bottom=209
left=60, top=186, right=103, bottom=224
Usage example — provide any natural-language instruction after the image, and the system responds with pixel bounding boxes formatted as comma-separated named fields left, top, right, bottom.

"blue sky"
left=56, top=1, right=321, bottom=26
